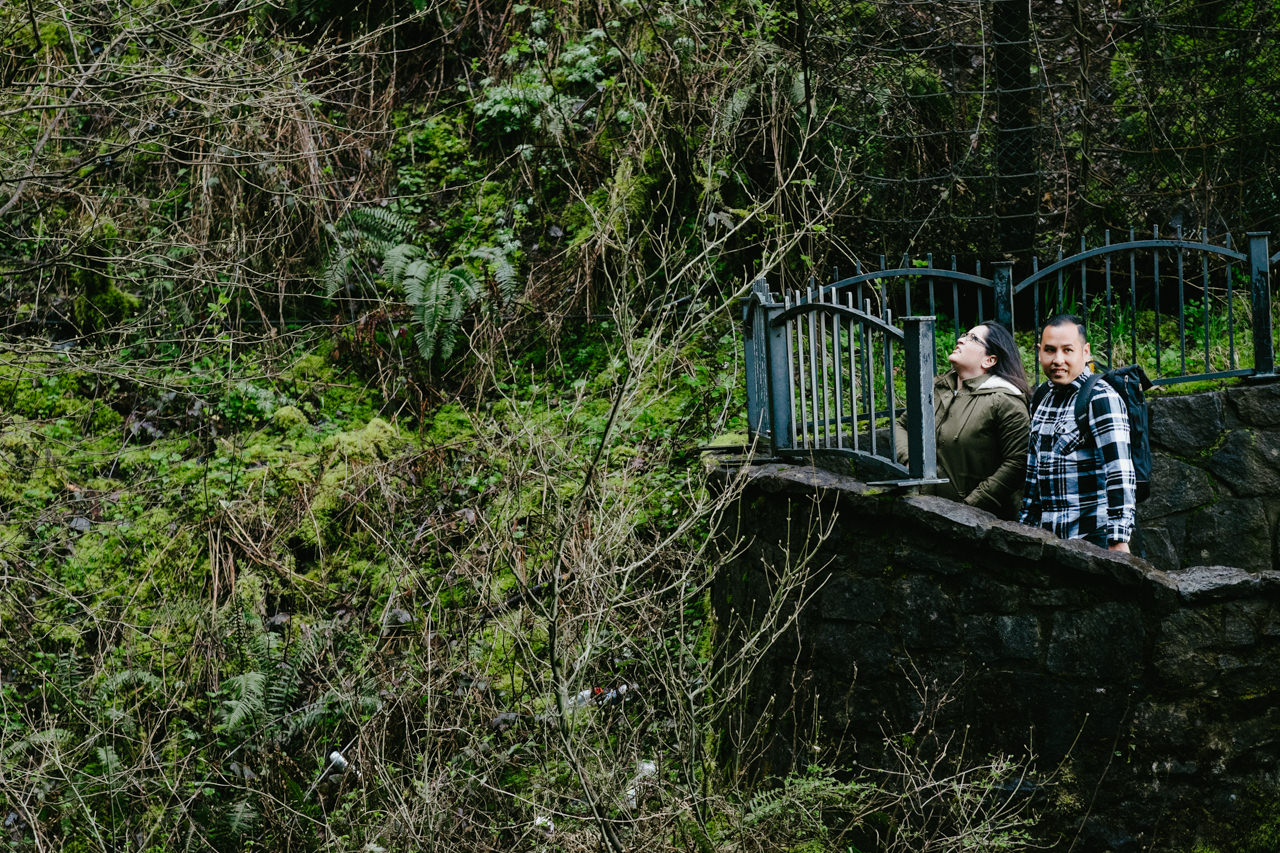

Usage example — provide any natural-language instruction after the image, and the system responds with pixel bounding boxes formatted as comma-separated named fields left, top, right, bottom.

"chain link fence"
left=798, top=0, right=1280, bottom=261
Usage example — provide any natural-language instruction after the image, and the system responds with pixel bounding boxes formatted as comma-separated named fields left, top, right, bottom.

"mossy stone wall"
left=713, top=385, right=1280, bottom=850
left=1143, top=382, right=1280, bottom=573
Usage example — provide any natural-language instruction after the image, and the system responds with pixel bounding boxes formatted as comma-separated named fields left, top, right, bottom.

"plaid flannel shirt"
left=1019, top=370, right=1136, bottom=544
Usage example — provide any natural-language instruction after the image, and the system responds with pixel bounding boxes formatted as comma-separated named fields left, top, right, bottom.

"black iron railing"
left=743, top=280, right=943, bottom=484
left=744, top=230, right=1276, bottom=480
left=1016, top=230, right=1274, bottom=384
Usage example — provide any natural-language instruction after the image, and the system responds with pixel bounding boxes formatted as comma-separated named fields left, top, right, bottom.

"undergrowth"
left=0, top=296, right=1051, bottom=851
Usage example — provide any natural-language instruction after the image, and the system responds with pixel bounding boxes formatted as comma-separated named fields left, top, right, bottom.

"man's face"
left=1038, top=323, right=1091, bottom=386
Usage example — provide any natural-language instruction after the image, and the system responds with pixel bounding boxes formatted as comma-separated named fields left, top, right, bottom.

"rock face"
left=1140, top=384, right=1280, bottom=574
left=711, top=382, right=1280, bottom=851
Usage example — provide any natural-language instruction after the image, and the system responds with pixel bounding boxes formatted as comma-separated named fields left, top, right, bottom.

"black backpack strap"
left=1073, top=372, right=1103, bottom=425
left=1030, top=381, right=1052, bottom=413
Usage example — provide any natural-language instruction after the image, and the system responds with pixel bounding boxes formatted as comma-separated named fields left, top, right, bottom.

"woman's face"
left=948, top=324, right=996, bottom=379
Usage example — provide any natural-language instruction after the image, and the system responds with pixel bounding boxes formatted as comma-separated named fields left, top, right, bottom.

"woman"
left=895, top=320, right=1031, bottom=519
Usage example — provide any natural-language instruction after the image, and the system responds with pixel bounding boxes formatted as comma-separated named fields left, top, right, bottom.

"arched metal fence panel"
left=745, top=231, right=1276, bottom=480
left=1014, top=231, right=1271, bottom=384
left=743, top=279, right=942, bottom=484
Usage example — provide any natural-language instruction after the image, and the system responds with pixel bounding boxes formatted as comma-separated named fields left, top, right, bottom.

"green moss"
left=70, top=216, right=140, bottom=334
left=270, top=404, right=310, bottom=435
left=323, top=556, right=392, bottom=597
left=0, top=420, right=66, bottom=506
left=785, top=841, right=827, bottom=853
left=1147, top=377, right=1243, bottom=397
left=73, top=285, right=141, bottom=334
left=277, top=418, right=415, bottom=551
left=705, top=431, right=750, bottom=448
left=422, top=403, right=475, bottom=445
left=322, top=416, right=402, bottom=460
left=285, top=352, right=331, bottom=383
left=45, top=623, right=84, bottom=645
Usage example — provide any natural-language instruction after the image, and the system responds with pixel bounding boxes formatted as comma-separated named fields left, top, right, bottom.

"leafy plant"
left=400, top=260, right=480, bottom=362
left=322, top=207, right=421, bottom=299
left=323, top=206, right=519, bottom=362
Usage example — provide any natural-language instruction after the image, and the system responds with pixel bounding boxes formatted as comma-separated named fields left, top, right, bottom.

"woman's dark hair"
left=978, top=320, right=1031, bottom=397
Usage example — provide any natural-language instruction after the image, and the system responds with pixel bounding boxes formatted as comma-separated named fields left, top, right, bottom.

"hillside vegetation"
left=2, top=0, right=1276, bottom=849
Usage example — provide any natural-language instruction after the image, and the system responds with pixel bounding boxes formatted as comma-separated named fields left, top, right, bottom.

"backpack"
left=1031, top=364, right=1154, bottom=502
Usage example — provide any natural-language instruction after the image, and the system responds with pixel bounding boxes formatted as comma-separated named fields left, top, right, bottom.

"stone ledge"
left=726, top=461, right=874, bottom=496
left=1043, top=535, right=1177, bottom=592
left=986, top=518, right=1052, bottom=561
left=1174, top=565, right=1280, bottom=603
left=897, top=495, right=992, bottom=544
left=724, top=461, right=1179, bottom=593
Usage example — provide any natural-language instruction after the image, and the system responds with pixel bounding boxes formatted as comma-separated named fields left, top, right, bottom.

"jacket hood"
left=938, top=370, right=1025, bottom=396
left=970, top=374, right=1025, bottom=396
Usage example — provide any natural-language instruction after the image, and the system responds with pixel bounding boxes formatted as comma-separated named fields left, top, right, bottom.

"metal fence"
left=1017, top=230, right=1275, bottom=383
left=744, top=230, right=1276, bottom=479
left=743, top=280, right=941, bottom=483
left=795, top=0, right=1280, bottom=262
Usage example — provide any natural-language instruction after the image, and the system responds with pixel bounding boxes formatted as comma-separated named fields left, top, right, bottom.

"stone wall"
left=1143, top=381, right=1280, bottom=574
left=712, top=384, right=1280, bottom=850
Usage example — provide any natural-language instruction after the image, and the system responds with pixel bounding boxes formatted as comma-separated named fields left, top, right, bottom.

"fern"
left=744, top=766, right=877, bottom=846
left=53, top=652, right=87, bottom=707
left=405, top=264, right=478, bottom=361
left=321, top=206, right=510, bottom=363
left=95, top=745, right=122, bottom=779
left=468, top=242, right=520, bottom=300
left=265, top=624, right=323, bottom=728
left=220, top=671, right=268, bottom=734
left=1, top=727, right=73, bottom=766
left=285, top=686, right=385, bottom=739
left=322, top=207, right=418, bottom=297
left=379, top=242, right=422, bottom=286
left=225, top=799, right=260, bottom=839
left=96, top=668, right=163, bottom=699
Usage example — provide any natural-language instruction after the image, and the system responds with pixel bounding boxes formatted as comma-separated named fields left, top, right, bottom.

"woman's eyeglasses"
left=958, top=332, right=988, bottom=348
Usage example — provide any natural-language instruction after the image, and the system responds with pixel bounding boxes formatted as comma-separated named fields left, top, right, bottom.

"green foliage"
left=323, top=207, right=421, bottom=298
left=471, top=25, right=622, bottom=145
left=740, top=756, right=1036, bottom=852
left=323, top=206, right=518, bottom=362
left=6, top=0, right=1277, bottom=849
left=744, top=766, right=873, bottom=841
left=399, top=258, right=480, bottom=362
left=1100, top=0, right=1280, bottom=228
left=68, top=216, right=140, bottom=335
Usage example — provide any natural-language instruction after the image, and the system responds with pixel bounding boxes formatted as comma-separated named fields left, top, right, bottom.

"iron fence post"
left=993, top=261, right=1014, bottom=330
left=1248, top=233, right=1274, bottom=376
left=744, top=278, right=770, bottom=440
left=766, top=294, right=792, bottom=454
left=903, top=316, right=937, bottom=479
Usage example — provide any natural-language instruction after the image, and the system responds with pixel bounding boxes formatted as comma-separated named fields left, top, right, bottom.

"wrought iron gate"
left=744, top=279, right=941, bottom=484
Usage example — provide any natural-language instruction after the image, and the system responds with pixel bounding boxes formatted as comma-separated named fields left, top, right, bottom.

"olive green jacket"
left=895, top=370, right=1030, bottom=519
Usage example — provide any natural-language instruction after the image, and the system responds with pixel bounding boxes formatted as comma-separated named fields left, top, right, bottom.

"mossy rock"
left=322, top=417, right=403, bottom=461
left=270, top=404, right=311, bottom=435
left=285, top=353, right=331, bottom=383
left=705, top=431, right=749, bottom=449
left=289, top=418, right=412, bottom=550
left=422, top=403, right=476, bottom=445
left=0, top=422, right=67, bottom=505
left=44, top=622, right=84, bottom=646
left=72, top=286, right=141, bottom=334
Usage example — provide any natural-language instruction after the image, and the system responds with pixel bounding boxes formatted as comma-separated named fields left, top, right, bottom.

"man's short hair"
left=1042, top=313, right=1088, bottom=342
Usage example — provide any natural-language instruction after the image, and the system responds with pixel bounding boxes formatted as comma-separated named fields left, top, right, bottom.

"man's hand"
left=1108, top=541, right=1131, bottom=554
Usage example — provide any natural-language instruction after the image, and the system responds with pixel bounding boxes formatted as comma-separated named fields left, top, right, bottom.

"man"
left=1021, top=314, right=1135, bottom=553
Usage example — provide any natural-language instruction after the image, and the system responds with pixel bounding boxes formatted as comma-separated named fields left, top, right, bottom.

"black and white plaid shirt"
left=1019, top=370, right=1136, bottom=545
